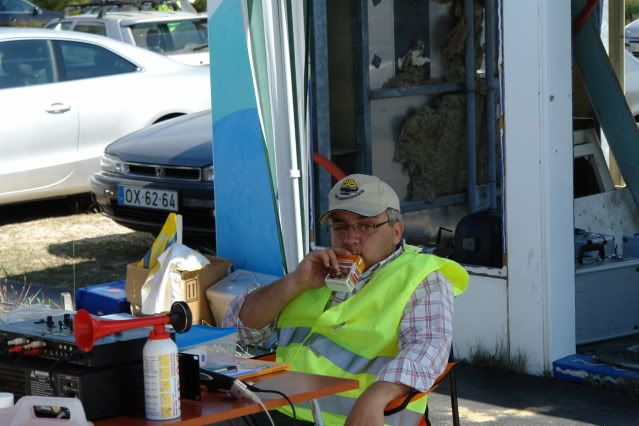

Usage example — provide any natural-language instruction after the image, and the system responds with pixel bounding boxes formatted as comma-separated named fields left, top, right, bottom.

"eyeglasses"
left=328, top=220, right=391, bottom=236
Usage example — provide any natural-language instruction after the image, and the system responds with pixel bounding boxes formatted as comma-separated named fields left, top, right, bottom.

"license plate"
left=631, top=42, right=639, bottom=53
left=117, top=186, right=177, bottom=211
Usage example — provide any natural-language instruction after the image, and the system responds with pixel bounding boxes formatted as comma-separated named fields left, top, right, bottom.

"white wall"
left=454, top=272, right=508, bottom=360
left=502, top=0, right=575, bottom=373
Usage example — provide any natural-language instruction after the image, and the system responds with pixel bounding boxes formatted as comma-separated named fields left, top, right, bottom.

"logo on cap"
left=336, top=178, right=364, bottom=200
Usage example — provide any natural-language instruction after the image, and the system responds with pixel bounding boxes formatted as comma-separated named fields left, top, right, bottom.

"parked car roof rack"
left=63, top=0, right=195, bottom=17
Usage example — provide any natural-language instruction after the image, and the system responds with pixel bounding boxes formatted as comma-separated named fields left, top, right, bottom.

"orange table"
left=94, top=370, right=358, bottom=425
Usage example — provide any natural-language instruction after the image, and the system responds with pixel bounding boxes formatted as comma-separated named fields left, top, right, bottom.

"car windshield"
left=130, top=19, right=208, bottom=55
left=1, top=0, right=36, bottom=13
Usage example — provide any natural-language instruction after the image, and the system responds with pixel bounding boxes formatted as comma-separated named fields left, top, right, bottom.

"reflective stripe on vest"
left=277, top=394, right=424, bottom=426
left=279, top=328, right=394, bottom=375
left=278, top=326, right=311, bottom=346
left=276, top=246, right=469, bottom=424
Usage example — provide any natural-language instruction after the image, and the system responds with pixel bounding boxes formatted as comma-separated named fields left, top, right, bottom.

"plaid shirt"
left=222, top=245, right=454, bottom=392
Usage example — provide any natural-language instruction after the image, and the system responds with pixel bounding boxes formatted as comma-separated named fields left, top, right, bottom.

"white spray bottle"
left=143, top=322, right=181, bottom=420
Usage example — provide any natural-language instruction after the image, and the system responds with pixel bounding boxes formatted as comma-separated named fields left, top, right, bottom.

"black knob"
left=63, top=314, right=72, bottom=327
left=46, top=316, right=54, bottom=327
left=169, top=302, right=192, bottom=333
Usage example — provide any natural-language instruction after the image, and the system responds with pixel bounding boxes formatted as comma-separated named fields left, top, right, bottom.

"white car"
left=0, top=28, right=211, bottom=206
left=625, top=49, right=639, bottom=121
left=46, top=10, right=209, bottom=66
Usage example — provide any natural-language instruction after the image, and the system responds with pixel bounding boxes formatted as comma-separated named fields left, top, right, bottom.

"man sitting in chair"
left=223, top=174, right=468, bottom=426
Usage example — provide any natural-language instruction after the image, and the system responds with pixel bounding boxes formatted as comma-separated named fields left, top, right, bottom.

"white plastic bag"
left=140, top=243, right=209, bottom=315
left=0, top=305, right=73, bottom=324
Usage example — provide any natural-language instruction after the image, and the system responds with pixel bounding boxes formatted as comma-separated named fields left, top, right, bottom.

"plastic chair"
left=383, top=348, right=460, bottom=426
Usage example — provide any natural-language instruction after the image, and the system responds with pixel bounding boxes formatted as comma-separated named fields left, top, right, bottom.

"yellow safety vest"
left=275, top=245, right=468, bottom=425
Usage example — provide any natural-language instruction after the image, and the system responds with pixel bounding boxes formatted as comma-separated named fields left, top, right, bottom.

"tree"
left=32, top=0, right=69, bottom=12
left=627, top=0, right=639, bottom=24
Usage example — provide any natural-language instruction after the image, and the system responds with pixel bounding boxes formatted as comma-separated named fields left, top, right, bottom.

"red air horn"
left=74, top=301, right=192, bottom=352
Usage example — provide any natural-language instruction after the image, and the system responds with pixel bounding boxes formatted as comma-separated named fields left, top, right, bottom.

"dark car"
left=0, top=0, right=62, bottom=26
left=90, top=110, right=214, bottom=240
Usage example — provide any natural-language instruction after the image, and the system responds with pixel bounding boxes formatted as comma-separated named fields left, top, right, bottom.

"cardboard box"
left=324, top=255, right=364, bottom=293
left=125, top=255, right=232, bottom=325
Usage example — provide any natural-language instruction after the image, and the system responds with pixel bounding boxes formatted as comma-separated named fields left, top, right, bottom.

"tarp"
left=208, top=0, right=310, bottom=275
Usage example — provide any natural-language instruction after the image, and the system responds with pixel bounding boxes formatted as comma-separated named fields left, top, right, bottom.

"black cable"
left=6, top=346, right=62, bottom=397
left=47, top=353, right=83, bottom=397
left=47, top=356, right=66, bottom=397
left=246, top=384, right=297, bottom=426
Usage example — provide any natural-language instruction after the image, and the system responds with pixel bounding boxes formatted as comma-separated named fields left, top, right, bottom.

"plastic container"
left=205, top=270, right=279, bottom=325
left=0, top=392, right=13, bottom=409
left=175, top=325, right=237, bottom=365
left=1, top=396, right=93, bottom=425
left=75, top=280, right=130, bottom=316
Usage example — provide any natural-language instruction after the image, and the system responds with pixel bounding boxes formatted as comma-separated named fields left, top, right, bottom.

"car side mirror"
left=32, top=6, right=41, bottom=15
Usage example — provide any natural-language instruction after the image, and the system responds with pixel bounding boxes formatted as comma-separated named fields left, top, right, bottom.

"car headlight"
left=100, top=154, right=128, bottom=174
left=202, top=165, right=214, bottom=181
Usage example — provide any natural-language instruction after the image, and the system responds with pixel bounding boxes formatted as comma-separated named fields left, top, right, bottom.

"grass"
left=466, top=339, right=528, bottom=374
left=0, top=205, right=153, bottom=313
left=0, top=204, right=154, bottom=292
left=0, top=197, right=216, bottom=314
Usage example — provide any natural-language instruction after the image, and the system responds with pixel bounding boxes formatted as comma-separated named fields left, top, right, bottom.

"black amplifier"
left=0, top=313, right=171, bottom=367
left=0, top=354, right=144, bottom=420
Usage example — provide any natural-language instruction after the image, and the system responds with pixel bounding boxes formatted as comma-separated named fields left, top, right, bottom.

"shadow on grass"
left=4, top=233, right=153, bottom=288
left=2, top=228, right=215, bottom=289
left=0, top=195, right=94, bottom=226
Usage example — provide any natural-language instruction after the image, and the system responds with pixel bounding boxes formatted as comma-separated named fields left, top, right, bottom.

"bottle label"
left=143, top=351, right=180, bottom=420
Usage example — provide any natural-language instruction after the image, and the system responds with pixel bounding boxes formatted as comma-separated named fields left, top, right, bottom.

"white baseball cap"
left=319, top=174, right=400, bottom=223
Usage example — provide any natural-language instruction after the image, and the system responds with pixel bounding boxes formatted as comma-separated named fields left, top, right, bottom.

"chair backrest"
left=384, top=348, right=460, bottom=426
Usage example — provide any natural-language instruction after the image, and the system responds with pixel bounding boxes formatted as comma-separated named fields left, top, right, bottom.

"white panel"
left=453, top=274, right=508, bottom=360
left=367, top=0, right=395, bottom=90
left=503, top=0, right=545, bottom=372
left=537, top=0, right=576, bottom=369
left=370, top=96, right=428, bottom=200
left=503, top=0, right=575, bottom=374
left=574, top=189, right=639, bottom=255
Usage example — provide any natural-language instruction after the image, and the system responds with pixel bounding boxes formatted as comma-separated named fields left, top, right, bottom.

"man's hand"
left=239, top=247, right=351, bottom=328
left=291, top=247, right=353, bottom=291
left=345, top=381, right=411, bottom=426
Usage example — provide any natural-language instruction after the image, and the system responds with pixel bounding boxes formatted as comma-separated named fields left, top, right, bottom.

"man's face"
left=329, top=210, right=404, bottom=269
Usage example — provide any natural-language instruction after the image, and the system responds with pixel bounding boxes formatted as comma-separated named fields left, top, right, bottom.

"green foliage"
left=7, top=19, right=48, bottom=27
left=32, top=0, right=70, bottom=13
left=192, top=0, right=206, bottom=13
left=31, top=0, right=206, bottom=13
left=627, top=0, right=639, bottom=24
